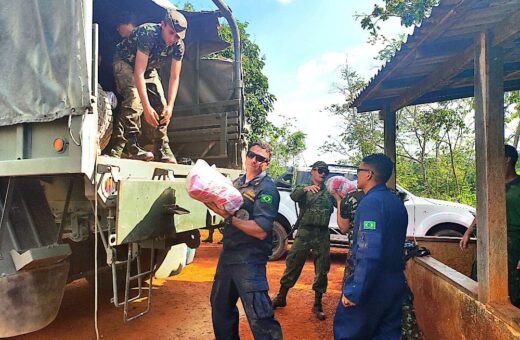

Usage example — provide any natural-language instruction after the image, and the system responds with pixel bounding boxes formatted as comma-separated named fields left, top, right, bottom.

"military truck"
left=0, top=0, right=243, bottom=336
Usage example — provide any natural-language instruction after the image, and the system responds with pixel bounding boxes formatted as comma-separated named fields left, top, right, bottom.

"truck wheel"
left=97, top=85, right=113, bottom=151
left=269, top=221, right=288, bottom=261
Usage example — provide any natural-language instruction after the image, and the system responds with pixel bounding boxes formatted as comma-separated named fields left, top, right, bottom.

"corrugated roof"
left=352, top=0, right=520, bottom=113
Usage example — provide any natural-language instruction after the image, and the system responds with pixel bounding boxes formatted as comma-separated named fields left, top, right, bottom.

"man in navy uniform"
left=205, top=141, right=283, bottom=340
left=333, top=154, right=408, bottom=340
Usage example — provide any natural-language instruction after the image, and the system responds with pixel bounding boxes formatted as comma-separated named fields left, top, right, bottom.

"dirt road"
left=19, top=231, right=347, bottom=340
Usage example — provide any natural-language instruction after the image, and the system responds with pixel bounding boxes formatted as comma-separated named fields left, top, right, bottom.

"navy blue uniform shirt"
left=343, top=183, right=408, bottom=304
left=219, top=172, right=280, bottom=265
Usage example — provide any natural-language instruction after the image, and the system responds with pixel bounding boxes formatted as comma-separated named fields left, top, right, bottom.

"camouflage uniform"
left=339, top=189, right=365, bottom=281
left=470, top=176, right=520, bottom=308
left=111, top=23, right=184, bottom=160
left=279, top=183, right=335, bottom=294
left=339, top=189, right=422, bottom=339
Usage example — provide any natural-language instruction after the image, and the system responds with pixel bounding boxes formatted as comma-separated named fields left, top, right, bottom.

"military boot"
left=154, top=141, right=177, bottom=163
left=272, top=286, right=289, bottom=309
left=312, top=292, right=326, bottom=320
left=108, top=139, right=126, bottom=158
left=126, top=134, right=154, bottom=161
left=202, top=229, right=214, bottom=243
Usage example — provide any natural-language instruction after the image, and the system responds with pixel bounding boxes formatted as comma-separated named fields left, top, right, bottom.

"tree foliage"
left=265, top=117, right=306, bottom=178
left=357, top=0, right=438, bottom=43
left=320, top=62, right=383, bottom=163
left=212, top=21, right=276, bottom=142
left=322, top=59, right=478, bottom=206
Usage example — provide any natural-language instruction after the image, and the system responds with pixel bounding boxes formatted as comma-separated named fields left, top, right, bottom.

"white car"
left=269, top=165, right=475, bottom=260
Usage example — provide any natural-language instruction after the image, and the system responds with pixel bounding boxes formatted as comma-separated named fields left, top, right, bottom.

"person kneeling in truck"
left=109, top=8, right=186, bottom=162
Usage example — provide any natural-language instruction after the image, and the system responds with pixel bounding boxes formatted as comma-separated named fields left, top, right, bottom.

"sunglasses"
left=356, top=168, right=372, bottom=174
left=247, top=150, right=269, bottom=163
left=313, top=168, right=329, bottom=175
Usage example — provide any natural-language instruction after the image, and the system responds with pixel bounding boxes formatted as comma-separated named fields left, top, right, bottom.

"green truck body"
left=0, top=0, right=243, bottom=336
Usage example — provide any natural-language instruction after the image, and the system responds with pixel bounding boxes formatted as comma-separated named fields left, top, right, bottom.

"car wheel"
left=269, top=221, right=288, bottom=261
left=431, top=225, right=465, bottom=237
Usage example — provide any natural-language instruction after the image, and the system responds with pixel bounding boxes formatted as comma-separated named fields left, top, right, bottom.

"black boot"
left=272, top=286, right=289, bottom=309
left=202, top=229, right=214, bottom=243
left=154, top=141, right=177, bottom=163
left=312, top=292, right=325, bottom=320
left=126, top=134, right=154, bottom=161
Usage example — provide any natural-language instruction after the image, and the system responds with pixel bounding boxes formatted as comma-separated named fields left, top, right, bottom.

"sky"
left=182, top=0, right=410, bottom=165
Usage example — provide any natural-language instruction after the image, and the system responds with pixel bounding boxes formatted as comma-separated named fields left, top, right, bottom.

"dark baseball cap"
left=164, top=9, right=187, bottom=39
left=311, top=161, right=328, bottom=171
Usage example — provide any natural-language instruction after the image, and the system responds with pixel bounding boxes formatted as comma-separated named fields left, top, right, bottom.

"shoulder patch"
left=363, top=220, right=376, bottom=230
left=259, top=193, right=273, bottom=204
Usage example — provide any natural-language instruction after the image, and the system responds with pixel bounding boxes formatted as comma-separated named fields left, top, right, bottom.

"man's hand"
left=143, top=104, right=160, bottom=128
left=341, top=294, right=355, bottom=307
left=205, top=202, right=231, bottom=219
left=517, top=260, right=520, bottom=270
left=304, top=185, right=320, bottom=193
left=331, top=192, right=342, bottom=203
left=160, top=106, right=173, bottom=126
left=459, top=232, right=471, bottom=251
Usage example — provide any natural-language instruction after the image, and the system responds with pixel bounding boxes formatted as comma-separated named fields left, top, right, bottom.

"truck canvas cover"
left=0, top=0, right=90, bottom=127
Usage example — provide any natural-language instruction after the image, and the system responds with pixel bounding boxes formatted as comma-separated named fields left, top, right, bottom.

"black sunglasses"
left=313, top=168, right=329, bottom=175
left=356, top=168, right=372, bottom=174
left=247, top=150, right=269, bottom=163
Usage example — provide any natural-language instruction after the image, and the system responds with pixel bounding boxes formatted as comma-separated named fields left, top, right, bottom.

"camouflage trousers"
left=112, top=59, right=169, bottom=147
left=280, top=227, right=330, bottom=294
left=401, top=282, right=423, bottom=340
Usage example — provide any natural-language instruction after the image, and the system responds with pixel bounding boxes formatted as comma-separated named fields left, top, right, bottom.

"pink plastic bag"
left=186, top=160, right=243, bottom=214
left=326, top=176, right=357, bottom=198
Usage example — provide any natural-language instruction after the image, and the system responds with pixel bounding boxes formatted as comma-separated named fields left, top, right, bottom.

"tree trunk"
left=447, top=133, right=460, bottom=194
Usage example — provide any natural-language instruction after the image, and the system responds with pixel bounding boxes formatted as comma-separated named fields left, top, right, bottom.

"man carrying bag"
left=272, top=161, right=336, bottom=320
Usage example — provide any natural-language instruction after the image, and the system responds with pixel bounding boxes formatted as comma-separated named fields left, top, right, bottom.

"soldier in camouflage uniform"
left=332, top=189, right=365, bottom=281
left=102, top=12, right=136, bottom=157
left=108, top=8, right=186, bottom=162
left=272, top=161, right=336, bottom=320
left=461, top=145, right=520, bottom=308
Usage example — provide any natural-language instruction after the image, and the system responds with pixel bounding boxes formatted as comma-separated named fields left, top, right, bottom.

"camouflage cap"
left=164, top=9, right=187, bottom=39
left=311, top=161, right=328, bottom=171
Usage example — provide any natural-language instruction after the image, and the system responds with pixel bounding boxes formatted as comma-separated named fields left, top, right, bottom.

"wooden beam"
left=389, top=10, right=520, bottom=113
left=383, top=109, right=397, bottom=190
left=474, top=31, right=508, bottom=304
left=353, top=0, right=471, bottom=107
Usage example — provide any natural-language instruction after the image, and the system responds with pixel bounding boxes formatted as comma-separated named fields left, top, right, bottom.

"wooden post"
left=474, top=31, right=508, bottom=304
left=384, top=109, right=397, bottom=189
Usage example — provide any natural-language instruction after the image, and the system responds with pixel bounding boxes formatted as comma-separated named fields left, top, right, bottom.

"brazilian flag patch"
left=259, top=194, right=273, bottom=204
left=363, top=220, right=376, bottom=230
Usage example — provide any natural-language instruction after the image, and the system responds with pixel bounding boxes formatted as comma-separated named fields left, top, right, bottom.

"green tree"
left=212, top=21, right=276, bottom=142
left=357, top=0, right=438, bottom=43
left=265, top=117, right=306, bottom=178
left=320, top=62, right=383, bottom=163
left=322, top=59, right=478, bottom=206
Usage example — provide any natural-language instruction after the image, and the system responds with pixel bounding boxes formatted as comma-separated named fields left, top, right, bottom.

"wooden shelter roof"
left=352, top=0, right=520, bottom=113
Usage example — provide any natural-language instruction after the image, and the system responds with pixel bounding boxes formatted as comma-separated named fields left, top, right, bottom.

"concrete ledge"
left=406, top=256, right=520, bottom=339
left=414, top=256, right=477, bottom=298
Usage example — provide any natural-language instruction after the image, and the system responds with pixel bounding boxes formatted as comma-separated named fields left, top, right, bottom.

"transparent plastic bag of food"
left=326, top=176, right=357, bottom=198
left=186, top=159, right=243, bottom=214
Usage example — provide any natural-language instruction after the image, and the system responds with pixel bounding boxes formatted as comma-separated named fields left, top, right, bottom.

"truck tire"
left=269, top=221, right=288, bottom=261
left=97, top=85, right=113, bottom=151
